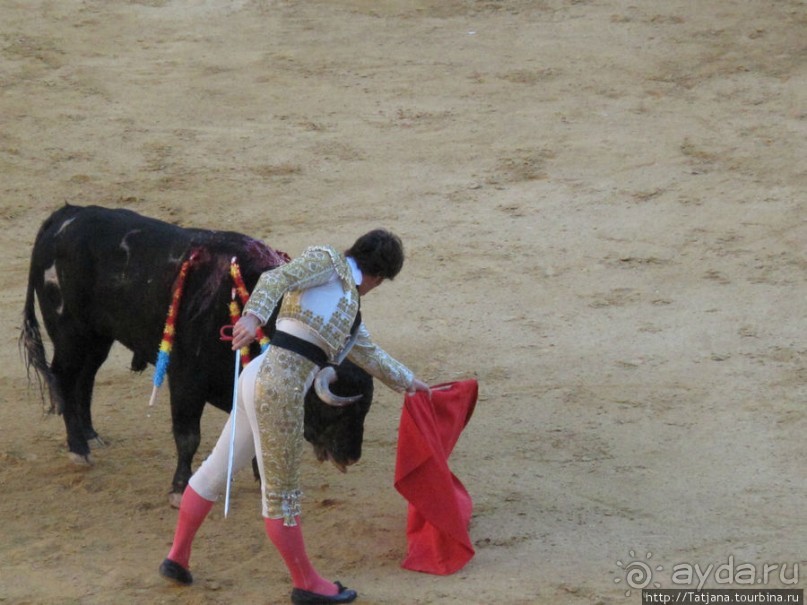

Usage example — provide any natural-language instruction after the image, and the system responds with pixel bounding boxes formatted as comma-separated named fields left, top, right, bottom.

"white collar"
left=346, top=256, right=362, bottom=286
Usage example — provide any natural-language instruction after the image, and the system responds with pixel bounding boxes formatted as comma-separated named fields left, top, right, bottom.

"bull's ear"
left=314, top=367, right=362, bottom=407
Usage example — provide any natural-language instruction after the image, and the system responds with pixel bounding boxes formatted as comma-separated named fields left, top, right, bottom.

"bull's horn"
left=314, top=366, right=362, bottom=407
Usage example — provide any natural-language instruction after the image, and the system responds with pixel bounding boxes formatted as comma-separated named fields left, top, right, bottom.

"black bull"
left=20, top=204, right=374, bottom=505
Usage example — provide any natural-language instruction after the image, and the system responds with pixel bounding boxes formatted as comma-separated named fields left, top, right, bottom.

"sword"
left=225, top=348, right=240, bottom=518
left=219, top=323, right=241, bottom=519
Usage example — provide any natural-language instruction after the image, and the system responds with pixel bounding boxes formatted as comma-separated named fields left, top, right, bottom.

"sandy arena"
left=1, top=1, right=804, bottom=604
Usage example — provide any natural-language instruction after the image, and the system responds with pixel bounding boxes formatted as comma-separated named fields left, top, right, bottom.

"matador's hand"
left=408, top=378, right=431, bottom=398
left=232, top=313, right=260, bottom=350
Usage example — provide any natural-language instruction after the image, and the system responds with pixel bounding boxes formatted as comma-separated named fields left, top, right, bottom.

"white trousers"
left=188, top=348, right=268, bottom=511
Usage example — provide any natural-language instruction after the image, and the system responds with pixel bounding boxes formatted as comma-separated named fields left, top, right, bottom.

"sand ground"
left=1, top=1, right=804, bottom=603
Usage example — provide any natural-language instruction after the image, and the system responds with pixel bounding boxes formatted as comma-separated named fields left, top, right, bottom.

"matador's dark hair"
left=345, top=229, right=404, bottom=280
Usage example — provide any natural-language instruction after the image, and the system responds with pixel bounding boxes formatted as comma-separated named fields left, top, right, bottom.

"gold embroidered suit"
left=241, top=245, right=413, bottom=522
left=244, top=245, right=414, bottom=391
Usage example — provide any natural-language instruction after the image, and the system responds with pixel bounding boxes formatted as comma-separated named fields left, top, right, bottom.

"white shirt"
left=274, top=256, right=362, bottom=352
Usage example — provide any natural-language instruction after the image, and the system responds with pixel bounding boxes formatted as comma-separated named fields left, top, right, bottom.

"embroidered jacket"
left=244, top=245, right=414, bottom=392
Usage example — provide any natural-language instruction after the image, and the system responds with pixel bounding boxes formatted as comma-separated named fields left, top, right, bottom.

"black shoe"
left=159, top=558, right=193, bottom=585
left=290, top=581, right=358, bottom=604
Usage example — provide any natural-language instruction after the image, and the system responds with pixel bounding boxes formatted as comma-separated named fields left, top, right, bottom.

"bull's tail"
left=20, top=242, right=62, bottom=415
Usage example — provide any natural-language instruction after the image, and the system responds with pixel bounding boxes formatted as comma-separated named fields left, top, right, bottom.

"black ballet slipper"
left=159, top=558, right=193, bottom=585
left=290, top=581, right=358, bottom=604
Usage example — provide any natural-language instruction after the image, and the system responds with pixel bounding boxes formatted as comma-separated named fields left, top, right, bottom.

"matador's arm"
left=347, top=323, right=414, bottom=392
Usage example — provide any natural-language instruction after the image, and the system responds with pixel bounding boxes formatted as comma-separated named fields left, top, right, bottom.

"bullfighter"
left=159, top=229, right=431, bottom=604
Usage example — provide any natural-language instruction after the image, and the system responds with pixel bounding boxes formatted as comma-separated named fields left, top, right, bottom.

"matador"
left=160, top=229, right=431, bottom=605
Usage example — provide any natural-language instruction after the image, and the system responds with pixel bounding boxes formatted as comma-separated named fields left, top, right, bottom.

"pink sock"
left=264, top=516, right=337, bottom=595
left=166, top=485, right=215, bottom=568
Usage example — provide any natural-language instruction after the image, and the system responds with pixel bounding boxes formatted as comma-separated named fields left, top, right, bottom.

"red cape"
left=394, top=380, right=478, bottom=575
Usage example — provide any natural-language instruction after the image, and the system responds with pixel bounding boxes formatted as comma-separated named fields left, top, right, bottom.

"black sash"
left=270, top=331, right=329, bottom=367
left=271, top=300, right=361, bottom=367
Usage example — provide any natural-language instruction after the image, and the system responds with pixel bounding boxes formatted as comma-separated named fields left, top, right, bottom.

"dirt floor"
left=1, top=1, right=805, bottom=604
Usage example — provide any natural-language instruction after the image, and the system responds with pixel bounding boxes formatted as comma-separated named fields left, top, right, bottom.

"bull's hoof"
left=329, top=455, right=348, bottom=474
left=168, top=491, right=183, bottom=509
left=68, top=452, right=94, bottom=466
left=159, top=558, right=193, bottom=585
left=88, top=435, right=107, bottom=448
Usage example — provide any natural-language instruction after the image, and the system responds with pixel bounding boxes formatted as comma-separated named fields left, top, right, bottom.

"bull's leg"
left=74, top=337, right=113, bottom=447
left=50, top=353, right=91, bottom=462
left=50, top=336, right=113, bottom=464
left=167, top=387, right=206, bottom=508
left=51, top=353, right=90, bottom=464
